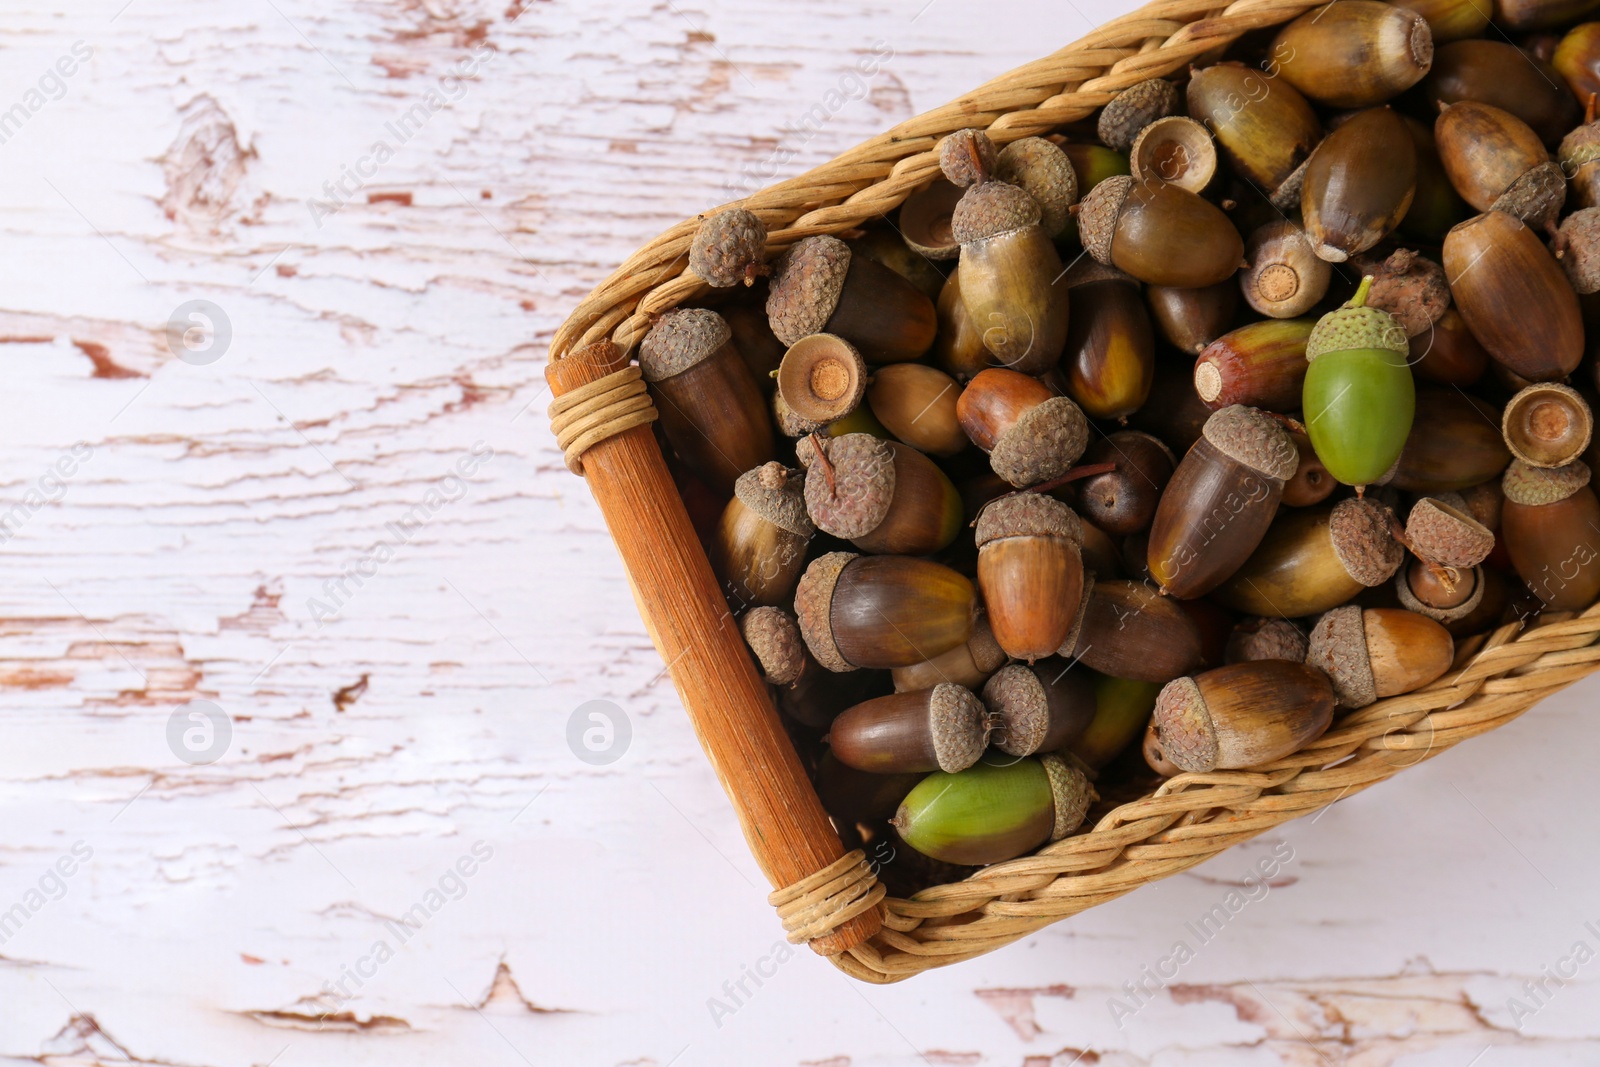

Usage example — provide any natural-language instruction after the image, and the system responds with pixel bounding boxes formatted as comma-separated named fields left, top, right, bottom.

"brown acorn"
left=795, top=552, right=976, bottom=672
left=932, top=266, right=990, bottom=382
left=892, top=610, right=1007, bottom=693
left=1098, top=78, right=1180, bottom=154
left=939, top=128, right=999, bottom=188
left=866, top=362, right=967, bottom=458
left=956, top=367, right=1091, bottom=488
left=813, top=752, right=923, bottom=823
left=982, top=660, right=1097, bottom=757
left=1152, top=660, right=1336, bottom=772
left=1077, top=176, right=1244, bottom=288
left=1061, top=262, right=1155, bottom=421
left=1214, top=497, right=1405, bottom=618
left=1502, top=383, right=1594, bottom=469
left=1391, top=0, right=1492, bottom=43
left=1399, top=114, right=1471, bottom=242
left=1434, top=101, right=1565, bottom=228
left=639, top=307, right=776, bottom=495
left=1306, top=605, right=1454, bottom=708
left=1414, top=39, right=1578, bottom=146
left=1392, top=388, right=1512, bottom=492
left=766, top=234, right=937, bottom=363
left=1395, top=557, right=1487, bottom=625
left=1147, top=280, right=1239, bottom=356
left=1357, top=249, right=1450, bottom=339
left=1499, top=0, right=1600, bottom=31
left=994, top=136, right=1079, bottom=239
left=1129, top=116, right=1217, bottom=194
left=1075, top=431, right=1175, bottom=537
left=1059, top=577, right=1206, bottom=685
left=1187, top=61, right=1322, bottom=207
left=1193, top=318, right=1315, bottom=412
left=1078, top=520, right=1123, bottom=580
left=1129, top=367, right=1215, bottom=457
left=1283, top=430, right=1337, bottom=507
left=1270, top=1, right=1434, bottom=109
left=1555, top=22, right=1600, bottom=104
left=828, top=684, right=990, bottom=775
left=711, top=462, right=814, bottom=608
left=899, top=178, right=964, bottom=262
left=688, top=208, right=768, bottom=288
left=722, top=292, right=786, bottom=392
left=1501, top=459, right=1600, bottom=611
left=1442, top=210, right=1583, bottom=382
left=1301, top=106, right=1417, bottom=263
left=1560, top=108, right=1600, bottom=213
left=1225, top=617, right=1310, bottom=664
left=775, top=333, right=867, bottom=425
left=1412, top=307, right=1488, bottom=386
left=1147, top=406, right=1299, bottom=599
left=976, top=493, right=1084, bottom=663
left=848, top=227, right=947, bottom=301
left=952, top=181, right=1069, bottom=375
left=1240, top=221, right=1331, bottom=320
left=796, top=433, right=962, bottom=556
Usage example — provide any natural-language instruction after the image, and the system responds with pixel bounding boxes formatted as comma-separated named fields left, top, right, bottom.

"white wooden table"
left=0, top=1, right=1596, bottom=1063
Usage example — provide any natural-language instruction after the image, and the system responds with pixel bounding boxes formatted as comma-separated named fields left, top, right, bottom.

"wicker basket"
left=547, top=0, right=1600, bottom=983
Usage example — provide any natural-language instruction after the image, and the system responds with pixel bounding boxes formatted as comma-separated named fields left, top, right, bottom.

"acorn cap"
left=1502, top=382, right=1595, bottom=468
left=1502, top=458, right=1591, bottom=506
left=688, top=208, right=767, bottom=288
left=1560, top=123, right=1600, bottom=170
left=796, top=433, right=895, bottom=540
left=995, top=136, right=1078, bottom=237
left=982, top=665, right=1049, bottom=756
left=1357, top=249, right=1449, bottom=338
left=1305, top=277, right=1408, bottom=361
left=1329, top=497, right=1405, bottom=586
left=765, top=235, right=851, bottom=346
left=1405, top=497, right=1493, bottom=568
left=1077, top=174, right=1133, bottom=267
left=1491, top=160, right=1566, bottom=230
left=1557, top=208, right=1600, bottom=295
left=1201, top=405, right=1298, bottom=482
left=939, top=128, right=997, bottom=188
left=638, top=307, right=733, bottom=382
left=1151, top=676, right=1217, bottom=773
left=1268, top=156, right=1312, bottom=213
left=1306, top=605, right=1377, bottom=709
left=974, top=491, right=1083, bottom=549
left=1228, top=618, right=1309, bottom=664
left=733, top=462, right=815, bottom=538
left=1097, top=78, right=1179, bottom=154
left=1039, top=752, right=1095, bottom=840
left=990, top=396, right=1091, bottom=488
left=740, top=606, right=807, bottom=685
left=793, top=551, right=858, bottom=673
left=928, top=682, right=992, bottom=772
left=950, top=181, right=1042, bottom=244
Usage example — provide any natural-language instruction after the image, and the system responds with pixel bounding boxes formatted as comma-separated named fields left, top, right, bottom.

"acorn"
left=1214, top=497, right=1405, bottom=618
left=939, top=128, right=998, bottom=188
left=1414, top=40, right=1578, bottom=146
left=1442, top=210, right=1583, bottom=382
left=982, top=660, right=1097, bottom=757
left=950, top=181, right=1069, bottom=375
left=1077, top=176, right=1244, bottom=289
left=1555, top=207, right=1600, bottom=299
left=722, top=293, right=786, bottom=391
left=976, top=492, right=1084, bottom=663
left=1301, top=107, right=1417, bottom=263
left=1075, top=431, right=1175, bottom=536
left=1555, top=22, right=1600, bottom=112
left=994, top=136, right=1079, bottom=239
left=1306, top=605, right=1454, bottom=708
left=740, top=604, right=810, bottom=687
left=1240, top=221, right=1330, bottom=320
left=740, top=605, right=884, bottom=729
left=795, top=552, right=976, bottom=672
left=1283, top=430, right=1337, bottom=507
left=1501, top=459, right=1600, bottom=610
left=1098, top=79, right=1180, bottom=154
left=1271, top=1, right=1434, bottom=109
left=1405, top=495, right=1496, bottom=568
left=1068, top=674, right=1162, bottom=769
left=1302, top=276, right=1416, bottom=490
left=1060, top=578, right=1206, bottom=685
left=1391, top=0, right=1492, bottom=42
left=813, top=752, right=923, bottom=823
left=1129, top=116, right=1217, bottom=194
left=1147, top=280, right=1239, bottom=356
left=1395, top=558, right=1487, bottom=625
left=1152, top=660, right=1336, bottom=773
left=1187, top=61, right=1322, bottom=207
left=827, top=684, right=990, bottom=775
left=1061, top=261, right=1155, bottom=421
left=796, top=433, right=962, bottom=556
left=892, top=752, right=1095, bottom=866
left=1399, top=114, right=1470, bottom=242
left=956, top=367, right=1090, bottom=488
left=891, top=610, right=1007, bottom=693
left=1147, top=405, right=1299, bottom=599
left=1077, top=520, right=1123, bottom=580
left=766, top=234, right=937, bottom=364
left=1499, top=0, right=1600, bottom=31
left=1392, top=388, right=1512, bottom=492
left=866, top=362, right=967, bottom=458
left=932, top=266, right=990, bottom=382
left=1434, top=101, right=1565, bottom=228
left=1412, top=307, right=1488, bottom=386
left=1225, top=617, right=1310, bottom=665
left=1503, top=383, right=1594, bottom=470
left=775, top=333, right=867, bottom=425
left=1560, top=104, right=1600, bottom=213
left=711, top=462, right=814, bottom=609
left=639, top=307, right=776, bottom=495
left=899, top=178, right=964, bottom=262
left=688, top=207, right=767, bottom=288
left=1194, top=318, right=1315, bottom=412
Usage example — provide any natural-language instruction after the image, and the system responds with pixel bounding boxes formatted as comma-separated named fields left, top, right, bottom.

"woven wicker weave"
left=549, top=0, right=1600, bottom=983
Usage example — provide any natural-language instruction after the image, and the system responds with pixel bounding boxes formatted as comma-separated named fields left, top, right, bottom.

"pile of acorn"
left=636, top=0, right=1600, bottom=895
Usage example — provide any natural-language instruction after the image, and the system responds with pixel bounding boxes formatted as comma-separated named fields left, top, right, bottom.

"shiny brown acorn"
left=795, top=552, right=976, bottom=672
left=1147, top=280, right=1239, bottom=355
left=1412, top=307, right=1489, bottom=386
left=1270, top=1, right=1434, bottom=108
left=956, top=367, right=1091, bottom=488
left=1399, top=113, right=1470, bottom=242
left=1501, top=460, right=1600, bottom=611
left=1500, top=0, right=1600, bottom=31
left=1301, top=106, right=1417, bottom=263
left=1193, top=318, right=1315, bottom=412
left=766, top=234, right=937, bottom=363
left=1213, top=497, right=1405, bottom=618
left=1414, top=39, right=1578, bottom=146
left=1391, top=388, right=1512, bottom=492
left=827, top=684, right=991, bottom=775
left=1434, top=101, right=1565, bottom=227
left=1306, top=605, right=1454, bottom=708
left=952, top=180, right=1069, bottom=375
left=892, top=611, right=1008, bottom=693
left=1152, top=660, right=1336, bottom=772
left=1075, top=431, right=1175, bottom=536
left=1059, top=577, right=1206, bottom=685
left=1060, top=261, right=1156, bottom=421
left=867, top=362, right=968, bottom=458
left=976, top=493, right=1084, bottom=663
left=1187, top=61, right=1322, bottom=208
left=982, top=660, right=1097, bottom=757
left=711, top=462, right=815, bottom=609
left=932, top=266, right=990, bottom=382
left=1077, top=176, right=1244, bottom=289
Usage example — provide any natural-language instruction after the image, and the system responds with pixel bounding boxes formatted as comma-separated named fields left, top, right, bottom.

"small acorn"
left=1075, top=431, right=1175, bottom=536
left=952, top=180, right=1069, bottom=374
left=1077, top=176, right=1245, bottom=289
left=1061, top=261, right=1155, bottom=421
left=1152, top=660, right=1336, bottom=772
left=1283, top=430, right=1337, bottom=507
left=891, top=752, right=1095, bottom=865
left=994, top=136, right=1079, bottom=238
left=1502, top=383, right=1594, bottom=469
left=1501, top=459, right=1600, bottom=611
left=766, top=234, right=938, bottom=364
left=639, top=307, right=777, bottom=495
left=796, top=433, right=962, bottom=556
left=1270, top=1, right=1434, bottom=108
left=1147, top=405, right=1299, bottom=599
left=1435, top=101, right=1565, bottom=228
left=1392, top=388, right=1512, bottom=492
left=1240, top=220, right=1331, bottom=320
left=1391, top=0, right=1492, bottom=45
left=740, top=605, right=810, bottom=688
left=827, top=684, right=990, bottom=775
left=932, top=266, right=990, bottom=382
left=1300, top=107, right=1417, bottom=263
left=899, top=178, right=964, bottom=262
left=1068, top=674, right=1162, bottom=770
left=1306, top=605, right=1454, bottom=708
left=1226, top=617, right=1310, bottom=665
left=866, top=362, right=967, bottom=458
left=892, top=610, right=1008, bottom=693
left=1187, top=62, right=1322, bottom=207
left=1194, top=318, right=1316, bottom=412
left=1059, top=577, right=1206, bottom=685
left=1411, top=308, right=1488, bottom=386
left=1098, top=79, right=1180, bottom=154
left=1414, top=39, right=1578, bottom=146
left=711, top=462, right=814, bottom=608
left=795, top=552, right=976, bottom=672
left=982, top=660, right=1097, bottom=757
left=976, top=492, right=1084, bottom=663
left=775, top=333, right=867, bottom=425
left=1129, top=116, right=1218, bottom=194
left=1147, top=280, right=1239, bottom=356
left=1215, top=497, right=1405, bottom=618
left=688, top=208, right=768, bottom=288
left=1302, top=276, right=1416, bottom=490
left=956, top=367, right=1091, bottom=488
left=939, top=128, right=999, bottom=188
left=1357, top=249, right=1450, bottom=339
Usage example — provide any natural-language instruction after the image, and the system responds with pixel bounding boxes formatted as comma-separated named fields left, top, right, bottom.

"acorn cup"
left=1061, top=262, right=1155, bottom=421
left=739, top=605, right=885, bottom=729
left=1151, top=660, right=1336, bottom=773
left=1129, top=117, right=1217, bottom=194
left=976, top=493, right=1084, bottom=663
left=796, top=433, right=963, bottom=556
left=1059, top=578, right=1206, bottom=685
left=891, top=752, right=1095, bottom=866
left=1391, top=0, right=1491, bottom=43
left=1240, top=221, right=1331, bottom=320
left=899, top=179, right=964, bottom=262
left=1147, top=405, right=1299, bottom=599
left=951, top=180, right=1069, bottom=375
left=1414, top=39, right=1578, bottom=146
left=1077, top=176, right=1245, bottom=289
left=1392, top=388, right=1512, bottom=492
left=1270, top=1, right=1434, bottom=109
left=1434, top=101, right=1565, bottom=228
left=1501, top=459, right=1600, bottom=611
left=1306, top=605, right=1455, bottom=708
left=1187, top=61, right=1322, bottom=208
left=1226, top=616, right=1310, bottom=665
left=1302, top=276, right=1416, bottom=491
left=1283, top=430, right=1337, bottom=507
left=639, top=307, right=777, bottom=495
left=1098, top=78, right=1180, bottom=154
left=994, top=136, right=1079, bottom=239
left=795, top=552, right=976, bottom=672
left=1442, top=210, right=1584, bottom=382
left=1147, top=280, right=1239, bottom=356
left=775, top=334, right=867, bottom=426
left=1502, top=383, right=1594, bottom=469
left=766, top=234, right=938, bottom=364
left=933, top=267, right=990, bottom=382
left=1193, top=318, right=1315, bottom=412
left=1405, top=495, right=1496, bottom=569
left=866, top=362, right=967, bottom=458
left=1301, top=106, right=1418, bottom=263
left=688, top=207, right=767, bottom=288
left=956, top=367, right=1091, bottom=488
left=1069, top=673, right=1163, bottom=769
left=1075, top=431, right=1175, bottom=536
left=982, top=660, right=1097, bottom=757
left=1214, top=497, right=1406, bottom=618
left=1395, top=558, right=1489, bottom=625
left=827, top=684, right=991, bottom=775
left=892, top=610, right=1007, bottom=693
left=711, top=462, right=815, bottom=609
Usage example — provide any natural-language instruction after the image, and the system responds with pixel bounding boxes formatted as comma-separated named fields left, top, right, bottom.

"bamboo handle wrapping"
left=546, top=342, right=882, bottom=955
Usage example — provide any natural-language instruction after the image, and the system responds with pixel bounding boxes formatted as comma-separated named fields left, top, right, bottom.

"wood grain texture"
left=0, top=0, right=1596, bottom=1064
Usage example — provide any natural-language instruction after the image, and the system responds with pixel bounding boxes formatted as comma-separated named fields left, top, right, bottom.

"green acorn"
left=891, top=752, right=1095, bottom=866
left=1302, top=276, right=1415, bottom=491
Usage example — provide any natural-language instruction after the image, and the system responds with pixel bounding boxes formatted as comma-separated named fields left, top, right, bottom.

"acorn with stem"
left=766, top=234, right=937, bottom=363
left=710, top=462, right=814, bottom=609
left=796, top=433, right=963, bottom=557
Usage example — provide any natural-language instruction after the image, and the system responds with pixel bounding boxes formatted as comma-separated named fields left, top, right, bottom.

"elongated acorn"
left=1215, top=497, right=1403, bottom=618
left=795, top=552, right=976, bottom=672
left=1152, top=660, right=1336, bottom=772
left=828, top=684, right=990, bottom=775
left=1435, top=101, right=1565, bottom=227
left=1061, top=261, right=1155, bottom=421
left=1148, top=280, right=1238, bottom=355
left=956, top=368, right=1090, bottom=488
left=933, top=266, right=990, bottom=382
left=1060, top=577, right=1206, bottom=685
left=1075, top=431, right=1175, bottom=536
left=1187, top=62, right=1321, bottom=207
left=796, top=433, right=962, bottom=556
left=1392, top=388, right=1511, bottom=492
left=1241, top=221, right=1330, bottom=320
left=1301, top=107, right=1417, bottom=263
left=711, top=462, right=814, bottom=608
left=767, top=234, right=937, bottom=363
left=1078, top=176, right=1244, bottom=288
left=976, top=493, right=1084, bottom=663
left=892, top=611, right=1007, bottom=693
left=1270, top=1, right=1434, bottom=108
left=1416, top=39, right=1577, bottom=146
left=1399, top=113, right=1470, bottom=241
left=953, top=181, right=1068, bottom=374
left=982, top=660, right=1097, bottom=757
left=867, top=362, right=967, bottom=458
left=1194, top=318, right=1315, bottom=412
left=1500, top=0, right=1600, bottom=31
left=1306, top=605, right=1454, bottom=708
left=892, top=752, right=1095, bottom=865
left=1392, top=0, right=1491, bottom=41
left=1501, top=459, right=1600, bottom=611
